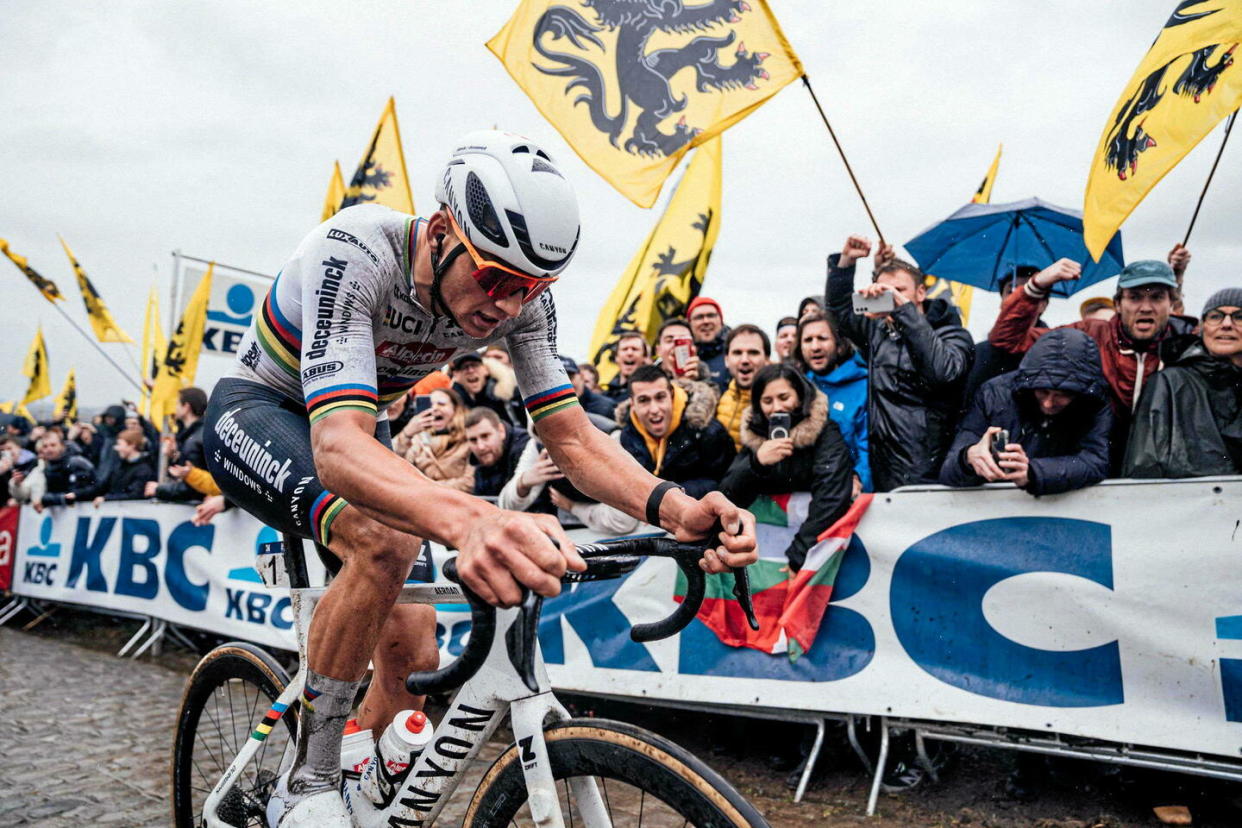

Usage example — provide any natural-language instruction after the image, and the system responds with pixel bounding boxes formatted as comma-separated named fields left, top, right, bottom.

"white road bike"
left=171, top=532, right=769, bottom=828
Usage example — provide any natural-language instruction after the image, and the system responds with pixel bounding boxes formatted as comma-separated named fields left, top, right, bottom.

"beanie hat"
left=1202, top=287, right=1242, bottom=317
left=686, top=296, right=723, bottom=320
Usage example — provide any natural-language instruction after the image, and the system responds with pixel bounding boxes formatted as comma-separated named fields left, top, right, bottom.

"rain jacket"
left=988, top=282, right=1197, bottom=468
left=940, top=329, right=1112, bottom=496
left=694, top=327, right=731, bottom=392
left=1123, top=341, right=1242, bottom=478
left=617, top=378, right=734, bottom=498
left=806, top=352, right=871, bottom=492
left=39, top=452, right=97, bottom=507
left=720, top=381, right=853, bottom=571
left=89, top=452, right=158, bottom=501
left=826, top=254, right=974, bottom=491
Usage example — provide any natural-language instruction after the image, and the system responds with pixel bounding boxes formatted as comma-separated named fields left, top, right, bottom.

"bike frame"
left=201, top=546, right=608, bottom=828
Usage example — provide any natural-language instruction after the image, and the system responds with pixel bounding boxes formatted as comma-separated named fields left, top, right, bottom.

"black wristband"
left=645, top=481, right=683, bottom=528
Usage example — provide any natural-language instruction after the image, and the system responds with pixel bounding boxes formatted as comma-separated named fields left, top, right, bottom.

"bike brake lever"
left=505, top=588, right=543, bottom=694
left=731, top=565, right=760, bottom=631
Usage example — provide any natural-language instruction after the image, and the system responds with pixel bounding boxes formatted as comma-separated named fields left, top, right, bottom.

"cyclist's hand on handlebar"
left=666, top=490, right=758, bottom=574
left=457, top=510, right=586, bottom=607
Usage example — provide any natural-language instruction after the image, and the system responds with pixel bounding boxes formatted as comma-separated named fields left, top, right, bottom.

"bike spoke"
left=637, top=788, right=645, bottom=826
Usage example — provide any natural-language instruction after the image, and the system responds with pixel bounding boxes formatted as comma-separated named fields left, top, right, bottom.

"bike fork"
left=510, top=694, right=612, bottom=828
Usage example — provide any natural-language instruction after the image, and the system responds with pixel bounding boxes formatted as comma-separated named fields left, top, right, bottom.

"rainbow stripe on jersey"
left=306, top=383, right=378, bottom=423
left=524, top=384, right=579, bottom=423
left=255, top=275, right=301, bottom=380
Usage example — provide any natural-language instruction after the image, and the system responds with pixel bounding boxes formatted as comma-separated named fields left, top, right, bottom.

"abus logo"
left=302, top=361, right=343, bottom=381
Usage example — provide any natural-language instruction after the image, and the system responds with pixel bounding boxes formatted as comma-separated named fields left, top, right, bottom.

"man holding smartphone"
left=826, top=235, right=974, bottom=492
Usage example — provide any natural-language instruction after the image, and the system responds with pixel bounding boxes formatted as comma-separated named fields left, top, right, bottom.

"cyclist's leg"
left=308, top=507, right=438, bottom=731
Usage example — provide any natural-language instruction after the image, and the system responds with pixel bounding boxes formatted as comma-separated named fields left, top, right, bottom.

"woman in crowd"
left=720, top=364, right=852, bottom=571
left=794, top=311, right=871, bottom=494
left=398, top=387, right=473, bottom=492
left=89, top=427, right=157, bottom=504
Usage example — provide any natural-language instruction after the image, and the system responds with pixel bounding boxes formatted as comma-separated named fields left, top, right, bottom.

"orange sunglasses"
left=446, top=212, right=557, bottom=304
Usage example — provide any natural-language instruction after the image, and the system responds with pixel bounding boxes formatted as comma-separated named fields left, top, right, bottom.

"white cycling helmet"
left=435, top=130, right=581, bottom=279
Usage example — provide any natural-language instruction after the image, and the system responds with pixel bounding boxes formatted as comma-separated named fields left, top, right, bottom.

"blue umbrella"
left=904, top=197, right=1125, bottom=297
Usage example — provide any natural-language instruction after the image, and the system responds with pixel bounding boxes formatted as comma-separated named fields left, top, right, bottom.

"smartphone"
left=990, top=429, right=1010, bottom=461
left=769, top=412, right=792, bottom=440
left=853, top=290, right=895, bottom=314
left=413, top=395, right=432, bottom=415
left=671, top=336, right=694, bottom=376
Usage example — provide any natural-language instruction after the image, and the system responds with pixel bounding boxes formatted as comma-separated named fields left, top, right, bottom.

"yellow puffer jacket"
left=715, top=381, right=751, bottom=451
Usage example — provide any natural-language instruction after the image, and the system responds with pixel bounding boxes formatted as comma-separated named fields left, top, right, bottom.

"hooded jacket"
left=826, top=254, right=974, bottom=491
left=941, top=329, right=1112, bottom=496
left=1123, top=340, right=1242, bottom=478
left=617, top=377, right=734, bottom=498
left=720, top=380, right=853, bottom=571
left=805, top=352, right=871, bottom=492
left=472, top=424, right=532, bottom=498
left=988, top=281, right=1197, bottom=469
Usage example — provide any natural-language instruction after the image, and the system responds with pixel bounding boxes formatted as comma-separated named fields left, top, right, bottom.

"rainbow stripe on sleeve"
left=305, top=383, right=378, bottom=423
left=524, top=384, right=579, bottom=423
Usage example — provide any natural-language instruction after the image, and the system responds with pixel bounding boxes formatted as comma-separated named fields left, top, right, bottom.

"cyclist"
left=203, top=130, right=758, bottom=826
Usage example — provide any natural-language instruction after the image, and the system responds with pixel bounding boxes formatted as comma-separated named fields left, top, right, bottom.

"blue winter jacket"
left=806, top=353, right=871, bottom=492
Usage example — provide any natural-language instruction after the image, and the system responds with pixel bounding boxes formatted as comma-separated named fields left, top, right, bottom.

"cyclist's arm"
left=311, top=411, right=490, bottom=549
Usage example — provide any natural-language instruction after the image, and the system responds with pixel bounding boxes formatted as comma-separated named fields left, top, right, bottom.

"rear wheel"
left=171, top=642, right=298, bottom=828
left=466, top=718, right=769, bottom=828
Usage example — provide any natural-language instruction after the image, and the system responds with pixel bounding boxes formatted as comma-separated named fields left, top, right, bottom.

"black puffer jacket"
left=41, top=453, right=96, bottom=506
left=826, top=254, right=975, bottom=491
left=941, top=329, right=1112, bottom=495
left=720, top=379, right=853, bottom=571
left=1123, top=340, right=1242, bottom=478
left=617, top=378, right=734, bottom=498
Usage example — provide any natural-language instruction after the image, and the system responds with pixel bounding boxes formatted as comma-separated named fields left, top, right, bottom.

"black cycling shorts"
left=204, top=377, right=391, bottom=548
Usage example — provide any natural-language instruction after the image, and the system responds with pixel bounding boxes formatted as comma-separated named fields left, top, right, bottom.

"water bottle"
left=339, top=718, right=375, bottom=783
left=359, top=709, right=434, bottom=806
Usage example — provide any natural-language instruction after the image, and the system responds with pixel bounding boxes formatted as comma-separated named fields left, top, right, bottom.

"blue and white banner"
left=10, top=477, right=1242, bottom=760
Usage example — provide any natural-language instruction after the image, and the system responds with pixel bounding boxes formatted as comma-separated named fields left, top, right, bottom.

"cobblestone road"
left=0, top=628, right=500, bottom=827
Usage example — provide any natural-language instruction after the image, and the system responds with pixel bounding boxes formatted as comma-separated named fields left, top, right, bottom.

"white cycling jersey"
left=231, top=204, right=578, bottom=426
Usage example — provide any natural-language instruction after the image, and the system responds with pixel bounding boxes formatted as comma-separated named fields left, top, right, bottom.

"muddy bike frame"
left=201, top=532, right=756, bottom=828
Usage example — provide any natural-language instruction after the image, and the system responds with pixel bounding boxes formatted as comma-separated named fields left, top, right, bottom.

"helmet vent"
left=530, top=157, right=563, bottom=178
left=465, top=171, right=509, bottom=249
left=513, top=144, right=531, bottom=154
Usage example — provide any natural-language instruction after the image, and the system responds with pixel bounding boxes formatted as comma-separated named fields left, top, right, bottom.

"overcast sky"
left=3, top=0, right=1240, bottom=410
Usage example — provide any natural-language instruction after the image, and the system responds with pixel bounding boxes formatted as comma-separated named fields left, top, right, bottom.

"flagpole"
left=801, top=75, right=885, bottom=245
left=1183, top=109, right=1237, bottom=247
left=47, top=301, right=144, bottom=394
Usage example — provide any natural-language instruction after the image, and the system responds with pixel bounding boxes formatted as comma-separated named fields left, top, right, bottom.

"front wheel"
left=170, top=642, right=298, bottom=828
left=466, top=718, right=769, bottom=828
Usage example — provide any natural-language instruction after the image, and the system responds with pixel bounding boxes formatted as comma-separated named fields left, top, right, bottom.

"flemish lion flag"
left=150, top=265, right=213, bottom=428
left=1084, top=2, right=1242, bottom=259
left=139, top=285, right=166, bottom=418
left=53, top=369, right=78, bottom=422
left=589, top=137, right=722, bottom=386
left=488, top=0, right=803, bottom=207
left=322, top=161, right=346, bottom=222
left=340, top=98, right=415, bottom=215
left=0, top=238, right=63, bottom=303
left=59, top=236, right=133, bottom=343
left=21, top=326, right=52, bottom=406
left=678, top=493, right=872, bottom=661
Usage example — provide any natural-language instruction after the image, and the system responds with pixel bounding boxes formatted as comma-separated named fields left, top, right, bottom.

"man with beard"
left=465, top=407, right=530, bottom=498
left=989, top=258, right=1197, bottom=470
left=687, top=296, right=730, bottom=391
left=716, top=324, right=770, bottom=450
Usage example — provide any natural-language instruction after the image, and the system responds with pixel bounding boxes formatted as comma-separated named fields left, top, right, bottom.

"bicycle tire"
left=170, top=641, right=298, bottom=828
left=465, top=718, right=769, bottom=828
